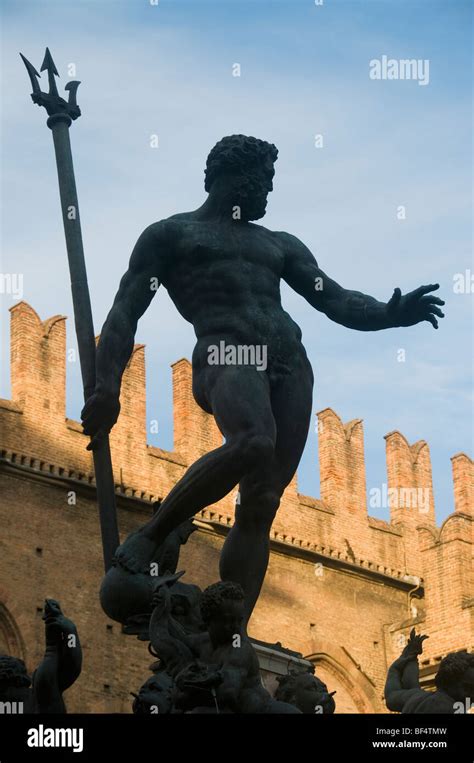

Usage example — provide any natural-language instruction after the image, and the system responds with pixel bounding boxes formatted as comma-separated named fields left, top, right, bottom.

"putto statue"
left=275, top=668, right=336, bottom=714
left=0, top=599, right=82, bottom=714
left=82, top=134, right=445, bottom=624
left=385, top=628, right=474, bottom=714
left=135, top=577, right=301, bottom=713
left=131, top=671, right=174, bottom=715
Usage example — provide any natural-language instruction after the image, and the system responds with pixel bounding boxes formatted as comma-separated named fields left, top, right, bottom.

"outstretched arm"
left=384, top=630, right=429, bottom=711
left=32, top=600, right=82, bottom=714
left=400, top=629, right=428, bottom=690
left=82, top=223, right=168, bottom=447
left=281, top=232, right=445, bottom=332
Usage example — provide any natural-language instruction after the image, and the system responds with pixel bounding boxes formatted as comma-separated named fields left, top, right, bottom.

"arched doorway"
left=0, top=603, right=26, bottom=660
left=306, top=646, right=384, bottom=713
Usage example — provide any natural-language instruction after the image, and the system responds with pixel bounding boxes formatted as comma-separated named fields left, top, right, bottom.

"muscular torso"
left=158, top=214, right=307, bottom=370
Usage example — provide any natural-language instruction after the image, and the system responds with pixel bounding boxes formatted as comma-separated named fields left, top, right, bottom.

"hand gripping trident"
left=20, top=48, right=120, bottom=571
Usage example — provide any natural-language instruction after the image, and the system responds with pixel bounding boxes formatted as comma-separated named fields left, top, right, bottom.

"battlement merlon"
left=317, top=408, right=367, bottom=517
left=171, top=358, right=222, bottom=460
left=9, top=301, right=66, bottom=423
left=107, top=342, right=147, bottom=458
left=384, top=431, right=436, bottom=525
left=451, top=452, right=473, bottom=517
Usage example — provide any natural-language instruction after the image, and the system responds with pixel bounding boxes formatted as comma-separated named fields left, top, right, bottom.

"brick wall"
left=0, top=302, right=472, bottom=712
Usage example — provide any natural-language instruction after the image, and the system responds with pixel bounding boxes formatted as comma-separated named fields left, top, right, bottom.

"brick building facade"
left=0, top=301, right=472, bottom=712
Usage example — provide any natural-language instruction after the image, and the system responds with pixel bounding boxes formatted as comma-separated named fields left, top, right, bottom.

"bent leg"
left=220, top=361, right=313, bottom=625
left=116, top=365, right=276, bottom=571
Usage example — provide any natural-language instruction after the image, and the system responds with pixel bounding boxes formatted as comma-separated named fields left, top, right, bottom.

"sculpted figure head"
left=275, top=668, right=336, bottom=714
left=132, top=671, right=174, bottom=714
left=0, top=654, right=32, bottom=707
left=204, top=135, right=278, bottom=222
left=200, top=580, right=244, bottom=647
left=435, top=652, right=474, bottom=704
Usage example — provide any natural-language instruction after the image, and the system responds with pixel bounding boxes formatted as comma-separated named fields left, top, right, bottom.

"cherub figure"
left=149, top=578, right=299, bottom=713
left=0, top=599, right=82, bottom=713
left=275, top=668, right=336, bottom=714
left=131, top=671, right=174, bottom=714
left=385, top=628, right=474, bottom=714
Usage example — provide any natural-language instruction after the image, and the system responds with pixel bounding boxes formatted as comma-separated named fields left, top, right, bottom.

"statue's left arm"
left=280, top=232, right=445, bottom=331
left=384, top=656, right=426, bottom=712
left=32, top=600, right=82, bottom=713
left=384, top=630, right=429, bottom=711
left=399, top=629, right=428, bottom=690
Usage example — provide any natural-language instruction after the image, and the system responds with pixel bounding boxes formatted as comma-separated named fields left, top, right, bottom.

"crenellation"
left=171, top=358, right=222, bottom=461
left=109, top=343, right=147, bottom=484
left=9, top=302, right=66, bottom=425
left=451, top=452, right=473, bottom=516
left=385, top=431, right=436, bottom=525
left=317, top=408, right=367, bottom=518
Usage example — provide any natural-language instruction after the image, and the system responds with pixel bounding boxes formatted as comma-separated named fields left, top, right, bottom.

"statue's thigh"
left=271, top=370, right=313, bottom=487
left=203, top=365, right=277, bottom=442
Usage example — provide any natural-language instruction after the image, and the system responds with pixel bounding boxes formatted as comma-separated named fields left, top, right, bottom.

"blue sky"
left=1, top=0, right=472, bottom=523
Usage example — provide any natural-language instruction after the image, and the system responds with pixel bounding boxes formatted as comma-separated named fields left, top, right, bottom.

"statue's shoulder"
left=250, top=224, right=297, bottom=248
left=141, top=217, right=179, bottom=239
left=247, top=223, right=287, bottom=245
left=271, top=230, right=303, bottom=249
left=145, top=212, right=198, bottom=245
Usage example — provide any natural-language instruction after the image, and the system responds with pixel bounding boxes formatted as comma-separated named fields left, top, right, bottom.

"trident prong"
left=19, top=47, right=81, bottom=122
left=65, top=80, right=81, bottom=109
left=19, top=53, right=41, bottom=95
left=40, top=47, right=59, bottom=98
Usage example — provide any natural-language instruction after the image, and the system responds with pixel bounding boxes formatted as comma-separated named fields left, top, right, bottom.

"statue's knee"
left=242, top=434, right=275, bottom=467
left=237, top=488, right=281, bottom=530
left=258, top=489, right=281, bottom=525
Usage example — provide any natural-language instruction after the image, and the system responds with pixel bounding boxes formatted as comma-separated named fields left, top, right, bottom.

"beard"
left=233, top=173, right=269, bottom=221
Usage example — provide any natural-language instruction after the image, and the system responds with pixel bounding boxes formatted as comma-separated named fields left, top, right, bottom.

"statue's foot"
left=114, top=529, right=161, bottom=574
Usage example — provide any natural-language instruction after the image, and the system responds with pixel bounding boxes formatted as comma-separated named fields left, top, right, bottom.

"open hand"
left=387, top=284, right=445, bottom=329
left=401, top=628, right=429, bottom=658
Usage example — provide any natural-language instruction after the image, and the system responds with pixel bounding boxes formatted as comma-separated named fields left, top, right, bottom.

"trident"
left=20, top=48, right=119, bottom=571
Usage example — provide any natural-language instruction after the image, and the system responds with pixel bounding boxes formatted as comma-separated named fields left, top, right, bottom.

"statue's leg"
left=115, top=365, right=278, bottom=571
left=219, top=360, right=313, bottom=626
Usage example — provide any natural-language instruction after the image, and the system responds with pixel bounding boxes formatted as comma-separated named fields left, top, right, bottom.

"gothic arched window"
left=0, top=603, right=25, bottom=660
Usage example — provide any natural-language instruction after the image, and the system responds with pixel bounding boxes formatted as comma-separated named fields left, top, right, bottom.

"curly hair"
left=275, top=669, right=323, bottom=704
left=435, top=651, right=474, bottom=691
left=200, top=581, right=244, bottom=625
left=204, top=135, right=278, bottom=192
left=0, top=655, right=31, bottom=690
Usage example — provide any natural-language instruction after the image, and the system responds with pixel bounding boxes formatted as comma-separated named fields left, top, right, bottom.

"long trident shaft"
left=21, top=48, right=119, bottom=571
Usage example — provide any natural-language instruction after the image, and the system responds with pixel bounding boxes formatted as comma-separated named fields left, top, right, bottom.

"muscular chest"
left=169, top=223, right=284, bottom=282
